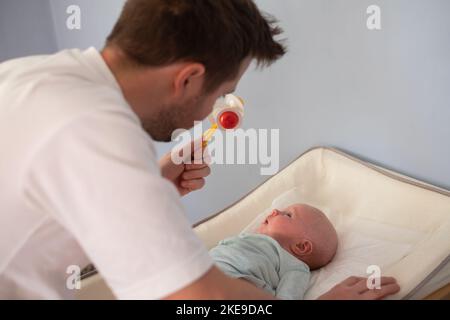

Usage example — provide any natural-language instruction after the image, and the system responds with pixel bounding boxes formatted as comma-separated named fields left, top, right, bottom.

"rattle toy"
left=202, top=94, right=244, bottom=148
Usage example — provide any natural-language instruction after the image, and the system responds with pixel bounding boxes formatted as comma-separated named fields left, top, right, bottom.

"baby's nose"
left=270, top=209, right=280, bottom=217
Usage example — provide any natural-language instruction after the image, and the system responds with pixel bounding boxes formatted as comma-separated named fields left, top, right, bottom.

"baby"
left=209, top=204, right=338, bottom=300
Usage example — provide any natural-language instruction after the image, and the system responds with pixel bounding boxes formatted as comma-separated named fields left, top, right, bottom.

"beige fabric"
left=77, top=147, right=450, bottom=299
left=194, top=147, right=450, bottom=299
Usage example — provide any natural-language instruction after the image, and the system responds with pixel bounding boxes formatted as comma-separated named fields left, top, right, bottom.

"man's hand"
left=164, top=266, right=276, bottom=300
left=159, top=141, right=211, bottom=196
left=318, top=276, right=400, bottom=300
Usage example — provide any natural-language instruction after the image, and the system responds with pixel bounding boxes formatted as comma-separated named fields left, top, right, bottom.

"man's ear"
left=291, top=239, right=313, bottom=258
left=173, top=63, right=206, bottom=98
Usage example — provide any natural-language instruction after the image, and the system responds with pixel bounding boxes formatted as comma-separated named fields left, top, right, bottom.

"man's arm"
left=164, top=268, right=400, bottom=300
left=164, top=266, right=276, bottom=300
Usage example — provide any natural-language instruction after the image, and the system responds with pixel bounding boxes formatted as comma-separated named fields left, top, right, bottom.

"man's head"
left=102, top=0, right=286, bottom=141
left=257, top=204, right=338, bottom=270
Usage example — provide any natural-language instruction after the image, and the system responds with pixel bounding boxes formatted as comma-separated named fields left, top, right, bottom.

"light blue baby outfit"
left=209, top=233, right=310, bottom=300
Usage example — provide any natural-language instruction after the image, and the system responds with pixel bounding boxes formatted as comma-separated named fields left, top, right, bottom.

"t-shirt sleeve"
left=276, top=250, right=311, bottom=300
left=22, top=109, right=213, bottom=299
left=275, top=269, right=310, bottom=300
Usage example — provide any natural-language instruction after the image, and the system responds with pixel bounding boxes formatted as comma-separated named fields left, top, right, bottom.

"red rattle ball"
left=219, top=111, right=240, bottom=129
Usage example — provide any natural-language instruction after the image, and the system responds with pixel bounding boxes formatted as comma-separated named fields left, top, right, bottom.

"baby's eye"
left=285, top=212, right=292, bottom=218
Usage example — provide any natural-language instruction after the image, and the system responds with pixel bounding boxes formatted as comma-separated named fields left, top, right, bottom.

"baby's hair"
left=301, top=205, right=338, bottom=269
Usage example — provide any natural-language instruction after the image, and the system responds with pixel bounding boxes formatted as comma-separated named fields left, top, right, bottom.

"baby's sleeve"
left=275, top=268, right=311, bottom=300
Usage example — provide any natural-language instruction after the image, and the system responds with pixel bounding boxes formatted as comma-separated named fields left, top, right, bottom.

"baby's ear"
left=291, top=239, right=313, bottom=258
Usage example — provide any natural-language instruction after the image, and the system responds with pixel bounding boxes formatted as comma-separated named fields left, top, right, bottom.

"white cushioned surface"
left=240, top=188, right=424, bottom=299
left=194, top=147, right=450, bottom=299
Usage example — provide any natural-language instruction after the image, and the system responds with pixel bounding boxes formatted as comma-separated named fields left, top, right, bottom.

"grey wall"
left=189, top=0, right=450, bottom=223
left=1, top=0, right=449, bottom=223
left=48, top=0, right=124, bottom=50
left=0, top=0, right=57, bottom=62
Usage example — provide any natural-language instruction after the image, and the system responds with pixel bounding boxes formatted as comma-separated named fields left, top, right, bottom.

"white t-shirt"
left=0, top=48, right=213, bottom=299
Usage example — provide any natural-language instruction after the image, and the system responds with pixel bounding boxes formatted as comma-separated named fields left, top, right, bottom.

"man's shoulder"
left=1, top=48, right=127, bottom=114
left=1, top=49, right=143, bottom=147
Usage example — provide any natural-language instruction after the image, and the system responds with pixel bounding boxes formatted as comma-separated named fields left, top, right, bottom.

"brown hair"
left=106, top=0, right=286, bottom=92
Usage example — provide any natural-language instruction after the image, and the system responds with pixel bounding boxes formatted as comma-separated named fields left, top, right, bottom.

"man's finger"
left=355, top=278, right=370, bottom=293
left=342, top=276, right=366, bottom=287
left=185, top=163, right=209, bottom=171
left=181, top=178, right=205, bottom=191
left=183, top=167, right=211, bottom=180
left=191, top=148, right=211, bottom=164
left=379, top=277, right=397, bottom=286
left=359, top=276, right=398, bottom=293
left=173, top=139, right=204, bottom=162
left=361, top=282, right=400, bottom=300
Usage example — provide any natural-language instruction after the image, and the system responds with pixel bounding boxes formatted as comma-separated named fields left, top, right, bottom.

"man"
left=0, top=0, right=399, bottom=299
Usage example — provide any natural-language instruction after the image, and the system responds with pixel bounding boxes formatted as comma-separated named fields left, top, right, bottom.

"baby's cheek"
left=270, top=222, right=288, bottom=236
left=279, top=224, right=297, bottom=237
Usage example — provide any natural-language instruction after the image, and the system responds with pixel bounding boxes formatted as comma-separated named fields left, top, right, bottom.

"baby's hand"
left=317, top=276, right=400, bottom=300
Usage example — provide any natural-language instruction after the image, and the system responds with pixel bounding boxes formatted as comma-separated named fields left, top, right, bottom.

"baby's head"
left=257, top=203, right=338, bottom=270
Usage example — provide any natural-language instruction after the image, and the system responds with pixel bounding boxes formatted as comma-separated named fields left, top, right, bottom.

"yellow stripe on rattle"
left=202, top=123, right=218, bottom=148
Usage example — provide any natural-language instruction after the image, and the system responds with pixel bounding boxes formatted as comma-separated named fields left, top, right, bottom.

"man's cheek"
left=204, top=102, right=215, bottom=118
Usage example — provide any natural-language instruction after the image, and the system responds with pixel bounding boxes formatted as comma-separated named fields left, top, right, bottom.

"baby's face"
left=257, top=203, right=338, bottom=269
left=257, top=204, right=311, bottom=242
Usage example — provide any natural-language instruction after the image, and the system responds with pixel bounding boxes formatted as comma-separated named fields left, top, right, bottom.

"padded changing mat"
left=77, top=147, right=450, bottom=299
left=194, top=147, right=450, bottom=299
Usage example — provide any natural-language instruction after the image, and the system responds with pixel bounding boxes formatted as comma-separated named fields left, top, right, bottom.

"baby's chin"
left=256, top=222, right=270, bottom=234
left=256, top=226, right=276, bottom=240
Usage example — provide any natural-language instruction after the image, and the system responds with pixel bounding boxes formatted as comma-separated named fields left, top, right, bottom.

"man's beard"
left=142, top=97, right=206, bottom=142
